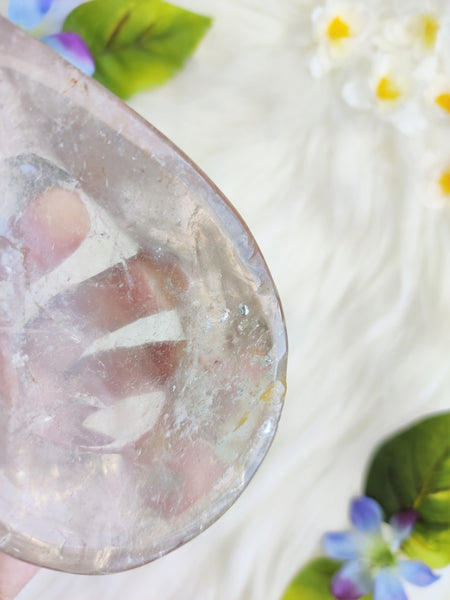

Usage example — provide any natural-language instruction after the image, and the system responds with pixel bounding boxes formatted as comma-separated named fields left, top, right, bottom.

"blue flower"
left=323, top=496, right=440, bottom=600
left=8, top=0, right=95, bottom=75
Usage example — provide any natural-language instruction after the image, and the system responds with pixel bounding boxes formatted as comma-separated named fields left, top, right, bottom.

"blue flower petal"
left=35, top=0, right=86, bottom=36
left=330, top=561, right=372, bottom=600
left=390, top=509, right=418, bottom=543
left=399, top=560, right=440, bottom=587
left=42, top=32, right=95, bottom=76
left=374, top=570, right=407, bottom=600
left=323, top=532, right=360, bottom=560
left=351, top=497, right=383, bottom=532
left=8, top=0, right=52, bottom=29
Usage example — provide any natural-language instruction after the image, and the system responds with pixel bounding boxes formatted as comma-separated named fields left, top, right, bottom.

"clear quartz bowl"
left=0, top=17, right=287, bottom=574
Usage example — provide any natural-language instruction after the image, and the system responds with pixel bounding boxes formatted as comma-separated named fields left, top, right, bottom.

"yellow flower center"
left=376, top=76, right=401, bottom=102
left=435, top=94, right=450, bottom=114
left=327, top=16, right=351, bottom=42
left=439, top=170, right=450, bottom=196
left=418, top=14, right=439, bottom=49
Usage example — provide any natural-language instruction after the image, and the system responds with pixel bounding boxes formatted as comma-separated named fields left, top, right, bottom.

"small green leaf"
left=63, top=0, right=212, bottom=98
left=281, top=558, right=371, bottom=600
left=365, top=412, right=450, bottom=568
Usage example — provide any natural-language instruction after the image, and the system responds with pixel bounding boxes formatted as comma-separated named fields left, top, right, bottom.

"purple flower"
left=8, top=0, right=95, bottom=75
left=323, top=497, right=439, bottom=600
left=42, top=32, right=95, bottom=75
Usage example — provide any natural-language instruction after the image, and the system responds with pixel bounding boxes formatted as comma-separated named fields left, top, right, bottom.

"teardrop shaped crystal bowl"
left=0, top=18, right=287, bottom=574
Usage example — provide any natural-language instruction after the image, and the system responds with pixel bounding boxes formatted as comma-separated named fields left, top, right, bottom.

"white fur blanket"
left=5, top=0, right=450, bottom=597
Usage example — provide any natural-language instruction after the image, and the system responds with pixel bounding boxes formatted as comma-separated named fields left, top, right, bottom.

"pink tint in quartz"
left=0, top=17, right=287, bottom=574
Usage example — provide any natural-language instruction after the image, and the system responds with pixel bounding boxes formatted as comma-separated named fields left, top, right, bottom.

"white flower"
left=373, top=2, right=450, bottom=88
left=423, top=71, right=450, bottom=122
left=376, top=10, right=444, bottom=57
left=421, top=141, right=450, bottom=208
left=306, top=0, right=450, bottom=134
left=342, top=52, right=427, bottom=135
left=309, top=0, right=375, bottom=78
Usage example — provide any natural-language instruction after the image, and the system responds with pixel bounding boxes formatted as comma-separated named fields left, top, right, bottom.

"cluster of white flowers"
left=307, top=0, right=450, bottom=205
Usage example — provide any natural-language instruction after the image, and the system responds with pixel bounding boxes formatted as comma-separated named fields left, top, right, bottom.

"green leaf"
left=365, top=412, right=450, bottom=568
left=402, top=522, right=450, bottom=570
left=63, top=0, right=212, bottom=98
left=281, top=558, right=371, bottom=600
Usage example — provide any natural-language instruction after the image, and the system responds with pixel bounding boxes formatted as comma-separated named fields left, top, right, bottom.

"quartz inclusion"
left=0, top=18, right=287, bottom=574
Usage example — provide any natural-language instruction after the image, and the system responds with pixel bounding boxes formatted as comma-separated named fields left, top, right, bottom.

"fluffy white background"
left=3, top=0, right=449, bottom=597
